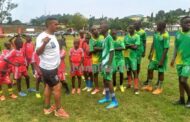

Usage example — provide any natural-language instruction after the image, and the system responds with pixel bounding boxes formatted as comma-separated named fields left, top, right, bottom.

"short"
left=83, top=59, right=92, bottom=73
left=176, top=65, right=190, bottom=77
left=148, top=60, right=165, bottom=73
left=125, top=57, right=137, bottom=71
left=40, top=68, right=59, bottom=87
left=70, top=66, right=83, bottom=77
left=34, top=70, right=42, bottom=79
left=14, top=67, right=28, bottom=80
left=26, top=58, right=32, bottom=65
left=92, top=64, right=101, bottom=74
left=113, top=59, right=125, bottom=73
left=0, top=74, right=11, bottom=85
left=101, top=66, right=113, bottom=81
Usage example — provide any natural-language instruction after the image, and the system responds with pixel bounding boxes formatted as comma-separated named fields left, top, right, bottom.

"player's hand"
left=43, top=37, right=51, bottom=44
left=158, top=61, right=163, bottom=67
left=36, top=68, right=42, bottom=76
left=106, top=66, right=111, bottom=74
left=170, top=60, right=175, bottom=67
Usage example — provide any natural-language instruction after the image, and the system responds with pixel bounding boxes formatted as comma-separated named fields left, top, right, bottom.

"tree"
left=6, top=16, right=12, bottom=24
left=155, top=10, right=165, bottom=23
left=11, top=19, right=22, bottom=25
left=0, top=0, right=18, bottom=23
left=72, top=13, right=88, bottom=30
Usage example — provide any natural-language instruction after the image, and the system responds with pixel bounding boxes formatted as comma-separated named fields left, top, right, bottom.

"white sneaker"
left=102, top=89, right=105, bottom=95
left=82, top=87, right=88, bottom=91
left=87, top=88, right=92, bottom=92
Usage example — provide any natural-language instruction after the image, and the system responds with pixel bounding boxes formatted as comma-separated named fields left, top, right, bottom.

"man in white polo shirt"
left=36, top=18, right=69, bottom=118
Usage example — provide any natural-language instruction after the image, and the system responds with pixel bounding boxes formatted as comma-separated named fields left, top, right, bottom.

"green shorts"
left=113, top=59, right=125, bottom=73
left=101, top=66, right=113, bottom=81
left=92, top=64, right=101, bottom=74
left=148, top=60, right=165, bottom=73
left=176, top=65, right=190, bottom=77
left=125, top=57, right=137, bottom=71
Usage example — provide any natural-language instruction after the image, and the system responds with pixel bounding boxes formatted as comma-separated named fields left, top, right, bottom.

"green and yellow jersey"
left=89, top=35, right=103, bottom=65
left=136, top=29, right=146, bottom=56
left=124, top=33, right=140, bottom=59
left=175, top=30, right=190, bottom=65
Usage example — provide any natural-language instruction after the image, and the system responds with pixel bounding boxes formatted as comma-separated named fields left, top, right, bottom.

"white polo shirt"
left=36, top=31, right=60, bottom=70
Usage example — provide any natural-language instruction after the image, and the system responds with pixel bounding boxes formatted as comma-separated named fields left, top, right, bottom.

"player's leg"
left=36, top=77, right=42, bottom=98
left=0, top=85, right=5, bottom=101
left=71, top=76, right=76, bottom=94
left=152, top=72, right=164, bottom=95
left=112, top=72, right=117, bottom=91
left=77, top=76, right=82, bottom=94
left=127, top=70, right=132, bottom=88
left=7, top=83, right=17, bottom=99
left=82, top=71, right=88, bottom=91
left=180, top=76, right=190, bottom=108
left=174, top=76, right=185, bottom=105
left=91, top=64, right=100, bottom=94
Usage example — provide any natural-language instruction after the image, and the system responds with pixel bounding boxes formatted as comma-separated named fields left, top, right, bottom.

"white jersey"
left=36, top=31, right=60, bottom=70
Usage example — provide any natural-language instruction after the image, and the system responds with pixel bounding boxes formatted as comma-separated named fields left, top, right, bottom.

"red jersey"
left=23, top=42, right=35, bottom=59
left=69, top=48, right=84, bottom=66
left=4, top=49, right=27, bottom=72
left=82, top=41, right=92, bottom=59
left=58, top=49, right=66, bottom=72
left=31, top=52, right=40, bottom=65
left=79, top=38, right=85, bottom=48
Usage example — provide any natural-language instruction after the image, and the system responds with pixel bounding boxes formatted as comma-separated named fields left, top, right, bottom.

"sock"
left=8, top=88, right=13, bottom=95
left=128, top=75, right=132, bottom=86
left=180, top=97, right=185, bottom=102
left=105, top=88, right=110, bottom=100
left=85, top=80, right=89, bottom=88
left=157, top=80, right=163, bottom=88
left=134, top=78, right=139, bottom=89
left=148, top=79, right=152, bottom=85
left=111, top=93, right=117, bottom=102
left=89, top=80, right=92, bottom=88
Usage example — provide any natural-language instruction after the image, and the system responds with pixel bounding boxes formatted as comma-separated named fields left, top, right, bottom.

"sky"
left=11, top=0, right=190, bottom=23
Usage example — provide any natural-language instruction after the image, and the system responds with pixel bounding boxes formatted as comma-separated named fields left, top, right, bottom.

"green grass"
left=0, top=36, right=190, bottom=122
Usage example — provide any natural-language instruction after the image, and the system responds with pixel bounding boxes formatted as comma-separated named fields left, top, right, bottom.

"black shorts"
left=40, top=68, right=59, bottom=87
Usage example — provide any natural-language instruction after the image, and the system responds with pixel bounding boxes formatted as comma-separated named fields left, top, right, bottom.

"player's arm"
left=148, top=42, right=154, bottom=60
left=142, top=33, right=147, bottom=57
left=94, top=47, right=103, bottom=51
left=170, top=47, right=177, bottom=67
left=159, top=48, right=169, bottom=67
left=3, top=51, right=18, bottom=66
left=36, top=37, right=50, bottom=55
left=79, top=50, right=84, bottom=67
left=159, top=36, right=170, bottom=66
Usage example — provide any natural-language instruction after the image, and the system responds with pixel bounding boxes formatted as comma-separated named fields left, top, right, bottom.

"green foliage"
left=0, top=0, right=18, bottom=23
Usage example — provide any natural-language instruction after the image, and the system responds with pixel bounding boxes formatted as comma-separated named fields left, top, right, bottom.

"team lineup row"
left=0, top=16, right=190, bottom=118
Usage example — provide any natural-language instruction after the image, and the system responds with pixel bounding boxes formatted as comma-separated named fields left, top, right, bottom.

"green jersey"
left=152, top=31, right=170, bottom=63
left=124, top=33, right=140, bottom=59
left=102, top=34, right=115, bottom=67
left=175, top=30, right=190, bottom=65
left=113, top=38, right=125, bottom=61
left=136, top=29, right=146, bottom=56
left=89, top=36, right=103, bottom=64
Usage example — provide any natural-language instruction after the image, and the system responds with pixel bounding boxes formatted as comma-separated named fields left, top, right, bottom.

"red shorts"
left=70, top=66, right=83, bottom=77
left=83, top=59, right=92, bottom=72
left=0, top=74, right=11, bottom=85
left=14, top=66, right=28, bottom=79
left=26, top=58, right=32, bottom=66
left=58, top=71, right=66, bottom=81
left=34, top=70, right=42, bottom=79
